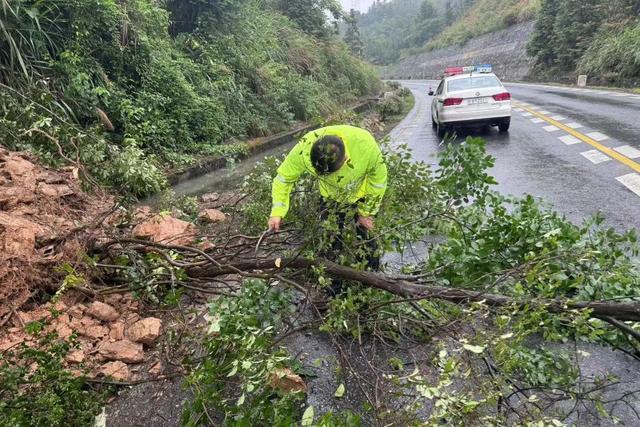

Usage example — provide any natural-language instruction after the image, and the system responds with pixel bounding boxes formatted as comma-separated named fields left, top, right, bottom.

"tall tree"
left=343, top=9, right=365, bottom=56
left=552, top=0, right=603, bottom=70
left=527, top=0, right=561, bottom=67
left=410, top=0, right=444, bottom=46
left=444, top=1, right=455, bottom=25
left=272, top=0, right=343, bottom=37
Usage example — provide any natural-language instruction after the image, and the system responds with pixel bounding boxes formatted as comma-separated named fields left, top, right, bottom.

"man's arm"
left=270, top=142, right=307, bottom=224
left=358, top=144, right=388, bottom=219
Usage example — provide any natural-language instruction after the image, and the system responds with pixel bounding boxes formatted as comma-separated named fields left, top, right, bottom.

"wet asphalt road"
left=395, top=80, right=640, bottom=231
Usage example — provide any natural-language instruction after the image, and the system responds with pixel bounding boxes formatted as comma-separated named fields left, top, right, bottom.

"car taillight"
left=493, top=92, right=511, bottom=101
left=443, top=98, right=463, bottom=106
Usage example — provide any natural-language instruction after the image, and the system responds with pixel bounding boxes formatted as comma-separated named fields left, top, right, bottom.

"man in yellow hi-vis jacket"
left=268, top=125, right=387, bottom=285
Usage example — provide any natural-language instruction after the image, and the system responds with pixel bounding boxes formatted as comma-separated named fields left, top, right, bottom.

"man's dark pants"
left=319, top=199, right=380, bottom=296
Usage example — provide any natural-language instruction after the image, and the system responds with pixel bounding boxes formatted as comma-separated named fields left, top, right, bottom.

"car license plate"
left=468, top=97, right=488, bottom=105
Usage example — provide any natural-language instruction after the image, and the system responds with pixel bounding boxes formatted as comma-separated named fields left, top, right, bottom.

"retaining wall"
left=386, top=22, right=536, bottom=81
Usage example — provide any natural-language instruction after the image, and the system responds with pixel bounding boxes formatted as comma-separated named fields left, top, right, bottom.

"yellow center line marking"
left=515, top=104, right=640, bottom=174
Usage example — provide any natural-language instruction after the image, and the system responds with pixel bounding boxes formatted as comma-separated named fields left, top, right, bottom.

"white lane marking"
left=617, top=173, right=640, bottom=197
left=522, top=112, right=533, bottom=117
left=513, top=108, right=523, bottom=112
left=566, top=122, right=584, bottom=129
left=539, top=110, right=552, bottom=114
left=543, top=125, right=560, bottom=132
left=581, top=150, right=611, bottom=164
left=550, top=115, right=566, bottom=121
left=614, top=145, right=640, bottom=159
left=585, top=132, right=610, bottom=142
left=531, top=118, right=544, bottom=124
left=559, top=135, right=582, bottom=145
left=581, top=89, right=595, bottom=93
left=612, top=92, right=632, bottom=97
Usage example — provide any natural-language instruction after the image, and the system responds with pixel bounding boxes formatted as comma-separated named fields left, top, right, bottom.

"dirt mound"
left=0, top=147, right=113, bottom=318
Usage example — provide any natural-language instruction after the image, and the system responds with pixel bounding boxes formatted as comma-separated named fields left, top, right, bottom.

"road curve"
left=394, top=80, right=640, bottom=231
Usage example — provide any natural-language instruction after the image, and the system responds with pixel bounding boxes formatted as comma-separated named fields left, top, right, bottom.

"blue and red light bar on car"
left=444, top=64, right=493, bottom=77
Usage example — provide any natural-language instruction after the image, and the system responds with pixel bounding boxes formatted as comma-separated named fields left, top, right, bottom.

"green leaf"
left=334, top=383, right=345, bottom=398
left=301, top=406, right=314, bottom=426
left=462, top=344, right=485, bottom=354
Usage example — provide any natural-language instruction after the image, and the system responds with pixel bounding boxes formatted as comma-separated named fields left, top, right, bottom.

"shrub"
left=376, top=94, right=404, bottom=120
left=578, top=22, right=640, bottom=80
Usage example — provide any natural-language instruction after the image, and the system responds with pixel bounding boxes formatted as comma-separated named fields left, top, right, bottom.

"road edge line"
left=515, top=105, right=640, bottom=174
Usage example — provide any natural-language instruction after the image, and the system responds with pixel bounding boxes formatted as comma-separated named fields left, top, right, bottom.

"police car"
left=429, top=65, right=511, bottom=137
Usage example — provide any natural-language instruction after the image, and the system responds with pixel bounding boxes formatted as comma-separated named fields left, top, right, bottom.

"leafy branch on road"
left=85, top=138, right=640, bottom=425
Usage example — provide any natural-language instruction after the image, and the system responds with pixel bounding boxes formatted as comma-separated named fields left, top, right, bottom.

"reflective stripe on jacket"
left=270, top=125, right=388, bottom=218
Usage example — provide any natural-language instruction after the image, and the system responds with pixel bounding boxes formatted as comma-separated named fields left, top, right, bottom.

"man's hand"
left=357, top=216, right=375, bottom=231
left=268, top=216, right=282, bottom=232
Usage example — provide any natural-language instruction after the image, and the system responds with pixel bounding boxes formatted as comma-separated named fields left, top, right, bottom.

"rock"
left=134, top=205, right=153, bottom=221
left=0, top=186, right=36, bottom=208
left=201, top=192, right=220, bottom=203
left=0, top=214, right=44, bottom=258
left=98, top=340, right=144, bottom=363
left=16, top=307, right=51, bottom=324
left=83, top=324, right=109, bottom=340
left=198, top=239, right=215, bottom=251
left=126, top=317, right=162, bottom=345
left=124, top=313, right=140, bottom=327
left=99, top=361, right=131, bottom=381
left=0, top=335, right=24, bottom=352
left=68, top=304, right=86, bottom=319
left=268, top=368, right=307, bottom=394
left=66, top=349, right=86, bottom=364
left=132, top=215, right=196, bottom=246
left=109, top=322, right=125, bottom=340
left=86, top=301, right=119, bottom=322
left=149, top=361, right=164, bottom=377
left=38, top=183, right=74, bottom=198
left=103, top=294, right=123, bottom=305
left=199, top=209, right=226, bottom=224
left=3, top=156, right=35, bottom=179
left=55, top=321, right=74, bottom=339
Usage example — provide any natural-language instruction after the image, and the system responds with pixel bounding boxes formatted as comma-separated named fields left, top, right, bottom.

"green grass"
left=427, top=0, right=540, bottom=50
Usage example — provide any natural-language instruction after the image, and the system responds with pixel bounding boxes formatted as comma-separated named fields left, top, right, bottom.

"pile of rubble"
left=0, top=147, right=113, bottom=318
left=0, top=146, right=233, bottom=382
left=0, top=293, right=164, bottom=381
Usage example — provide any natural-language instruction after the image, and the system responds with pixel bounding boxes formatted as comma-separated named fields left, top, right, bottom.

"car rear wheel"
left=437, top=121, right=447, bottom=138
left=498, top=119, right=511, bottom=133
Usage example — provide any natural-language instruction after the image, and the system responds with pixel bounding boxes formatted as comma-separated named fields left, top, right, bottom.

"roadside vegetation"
left=0, top=0, right=380, bottom=196
left=528, top=0, right=640, bottom=82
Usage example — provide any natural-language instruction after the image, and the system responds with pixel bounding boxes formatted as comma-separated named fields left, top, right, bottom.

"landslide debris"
left=0, top=147, right=183, bottom=381
left=0, top=147, right=113, bottom=319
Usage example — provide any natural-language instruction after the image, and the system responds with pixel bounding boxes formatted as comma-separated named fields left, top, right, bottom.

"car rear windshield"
left=447, top=76, right=502, bottom=92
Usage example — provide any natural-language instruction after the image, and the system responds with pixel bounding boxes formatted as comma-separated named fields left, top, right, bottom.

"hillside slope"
left=428, top=0, right=540, bottom=49
left=358, top=0, right=539, bottom=64
left=528, top=0, right=640, bottom=83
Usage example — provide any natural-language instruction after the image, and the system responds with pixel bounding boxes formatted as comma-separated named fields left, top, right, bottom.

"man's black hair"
left=310, top=135, right=346, bottom=175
